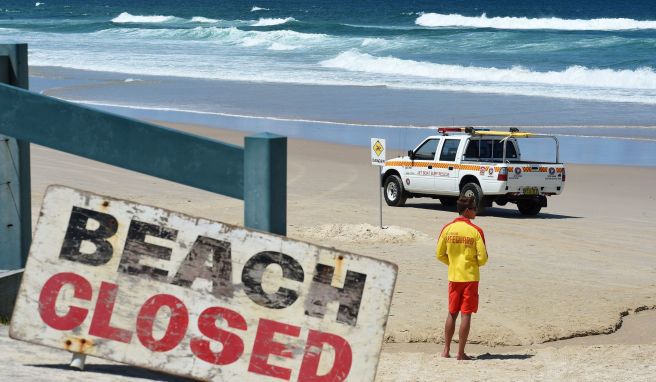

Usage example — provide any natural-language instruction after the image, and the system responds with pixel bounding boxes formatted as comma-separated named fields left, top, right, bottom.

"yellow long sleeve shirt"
left=436, top=217, right=488, bottom=282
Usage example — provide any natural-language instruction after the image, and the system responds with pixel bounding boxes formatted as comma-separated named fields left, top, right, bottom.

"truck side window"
left=464, top=139, right=490, bottom=159
left=465, top=140, right=518, bottom=161
left=439, top=139, right=460, bottom=162
left=464, top=140, right=479, bottom=159
left=480, top=141, right=492, bottom=158
left=497, top=141, right=518, bottom=159
left=414, top=139, right=439, bottom=160
left=492, top=140, right=518, bottom=159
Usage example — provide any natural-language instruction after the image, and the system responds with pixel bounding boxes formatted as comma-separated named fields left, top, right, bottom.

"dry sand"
left=3, top=121, right=655, bottom=381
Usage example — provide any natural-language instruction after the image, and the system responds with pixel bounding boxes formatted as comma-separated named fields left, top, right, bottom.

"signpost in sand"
left=10, top=186, right=398, bottom=381
left=371, top=138, right=386, bottom=229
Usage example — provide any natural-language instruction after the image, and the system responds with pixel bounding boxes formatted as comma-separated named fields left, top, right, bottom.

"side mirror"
left=407, top=150, right=414, bottom=160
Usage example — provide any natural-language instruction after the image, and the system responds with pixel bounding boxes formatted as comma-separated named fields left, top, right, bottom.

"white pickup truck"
left=381, top=127, right=565, bottom=216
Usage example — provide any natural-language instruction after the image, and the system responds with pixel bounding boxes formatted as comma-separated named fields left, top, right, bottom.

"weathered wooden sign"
left=10, top=186, right=397, bottom=381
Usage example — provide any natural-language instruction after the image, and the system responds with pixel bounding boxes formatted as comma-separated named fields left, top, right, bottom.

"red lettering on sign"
left=298, top=330, right=352, bottom=382
left=249, top=319, right=301, bottom=380
left=38, top=272, right=92, bottom=330
left=89, top=281, right=133, bottom=343
left=190, top=306, right=247, bottom=365
left=136, top=294, right=189, bottom=352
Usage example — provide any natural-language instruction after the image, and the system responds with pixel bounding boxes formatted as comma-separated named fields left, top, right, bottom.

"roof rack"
left=437, top=127, right=535, bottom=138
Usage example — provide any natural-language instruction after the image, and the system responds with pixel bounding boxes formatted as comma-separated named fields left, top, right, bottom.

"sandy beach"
left=1, top=120, right=652, bottom=381
left=4, top=1, right=656, bottom=380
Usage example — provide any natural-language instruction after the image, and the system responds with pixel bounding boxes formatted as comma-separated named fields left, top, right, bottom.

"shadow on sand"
left=404, top=202, right=581, bottom=220
left=27, top=363, right=197, bottom=382
left=476, top=352, right=535, bottom=360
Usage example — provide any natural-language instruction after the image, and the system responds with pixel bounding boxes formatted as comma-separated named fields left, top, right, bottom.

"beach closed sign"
left=10, top=186, right=397, bottom=382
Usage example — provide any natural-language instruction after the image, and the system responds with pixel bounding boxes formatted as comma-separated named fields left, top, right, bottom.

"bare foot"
left=441, top=348, right=451, bottom=358
left=456, top=353, right=472, bottom=361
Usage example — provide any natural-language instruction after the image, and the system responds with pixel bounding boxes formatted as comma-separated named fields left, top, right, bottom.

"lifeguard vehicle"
left=381, top=127, right=565, bottom=215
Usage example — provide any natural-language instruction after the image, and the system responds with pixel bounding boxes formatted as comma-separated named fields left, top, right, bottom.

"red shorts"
left=448, top=281, right=479, bottom=314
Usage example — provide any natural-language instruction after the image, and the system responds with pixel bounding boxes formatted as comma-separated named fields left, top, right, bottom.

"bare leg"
left=442, top=312, right=458, bottom=358
left=457, top=313, right=472, bottom=360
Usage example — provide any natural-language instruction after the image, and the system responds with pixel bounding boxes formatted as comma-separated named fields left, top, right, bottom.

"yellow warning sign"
left=371, top=138, right=386, bottom=166
left=373, top=140, right=384, bottom=156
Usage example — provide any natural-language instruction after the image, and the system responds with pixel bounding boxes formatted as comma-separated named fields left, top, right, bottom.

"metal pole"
left=379, top=166, right=383, bottom=229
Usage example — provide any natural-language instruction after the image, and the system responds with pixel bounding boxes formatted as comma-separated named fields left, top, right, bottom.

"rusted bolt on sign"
left=10, top=186, right=397, bottom=382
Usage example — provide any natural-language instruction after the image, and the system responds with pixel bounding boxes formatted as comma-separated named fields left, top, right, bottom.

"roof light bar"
left=437, top=127, right=490, bottom=135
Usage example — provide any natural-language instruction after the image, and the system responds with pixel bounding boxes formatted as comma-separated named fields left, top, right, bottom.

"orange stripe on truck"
left=384, top=162, right=549, bottom=174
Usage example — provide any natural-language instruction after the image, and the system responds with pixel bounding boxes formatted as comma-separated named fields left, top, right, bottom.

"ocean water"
left=2, top=0, right=656, bottom=104
left=2, top=1, right=656, bottom=166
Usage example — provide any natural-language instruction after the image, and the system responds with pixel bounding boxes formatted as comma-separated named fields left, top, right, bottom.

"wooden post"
left=244, top=133, right=287, bottom=236
left=0, top=44, right=30, bottom=270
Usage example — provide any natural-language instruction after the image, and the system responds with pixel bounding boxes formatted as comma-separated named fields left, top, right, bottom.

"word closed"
left=10, top=186, right=397, bottom=382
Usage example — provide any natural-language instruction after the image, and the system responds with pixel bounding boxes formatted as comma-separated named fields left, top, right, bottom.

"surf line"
left=56, top=98, right=656, bottom=134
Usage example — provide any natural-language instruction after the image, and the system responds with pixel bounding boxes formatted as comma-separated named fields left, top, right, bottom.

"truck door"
left=434, top=138, right=461, bottom=193
left=407, top=138, right=441, bottom=192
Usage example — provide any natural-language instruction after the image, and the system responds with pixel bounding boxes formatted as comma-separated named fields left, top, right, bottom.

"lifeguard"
left=436, top=195, right=488, bottom=360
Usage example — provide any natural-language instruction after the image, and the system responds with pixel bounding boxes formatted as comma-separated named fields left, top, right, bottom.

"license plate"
left=523, top=187, right=539, bottom=195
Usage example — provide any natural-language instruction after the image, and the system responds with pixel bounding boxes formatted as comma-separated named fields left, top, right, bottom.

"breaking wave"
left=251, top=6, right=269, bottom=12
left=252, top=17, right=296, bottom=27
left=321, top=50, right=656, bottom=90
left=90, top=26, right=328, bottom=49
left=415, top=13, right=656, bottom=30
left=111, top=12, right=179, bottom=24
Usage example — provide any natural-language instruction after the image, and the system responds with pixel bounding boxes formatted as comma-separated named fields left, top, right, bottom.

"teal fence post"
left=244, top=133, right=287, bottom=236
left=0, top=43, right=30, bottom=270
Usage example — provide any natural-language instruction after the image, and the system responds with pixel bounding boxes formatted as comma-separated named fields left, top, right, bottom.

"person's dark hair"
left=457, top=195, right=476, bottom=215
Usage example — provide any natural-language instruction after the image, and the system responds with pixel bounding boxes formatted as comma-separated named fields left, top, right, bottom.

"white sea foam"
left=268, top=42, right=297, bottom=51
left=91, top=26, right=327, bottom=47
left=252, top=17, right=295, bottom=27
left=415, top=13, right=656, bottom=30
left=361, top=38, right=388, bottom=48
left=240, top=29, right=317, bottom=49
left=111, top=12, right=177, bottom=24
left=14, top=24, right=655, bottom=105
left=251, top=6, right=269, bottom=12
left=321, top=50, right=656, bottom=90
left=35, top=2, right=44, bottom=7
left=190, top=16, right=219, bottom=23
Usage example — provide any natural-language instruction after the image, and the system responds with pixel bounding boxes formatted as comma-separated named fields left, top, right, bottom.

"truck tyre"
left=517, top=199, right=542, bottom=216
left=461, top=183, right=485, bottom=213
left=384, top=175, right=407, bottom=207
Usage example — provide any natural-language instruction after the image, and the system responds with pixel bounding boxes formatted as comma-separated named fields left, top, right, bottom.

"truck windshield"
left=463, top=139, right=518, bottom=161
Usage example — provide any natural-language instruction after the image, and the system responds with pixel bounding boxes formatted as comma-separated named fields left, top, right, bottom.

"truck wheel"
left=384, top=175, right=407, bottom=207
left=461, top=183, right=485, bottom=213
left=517, top=199, right=542, bottom=216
